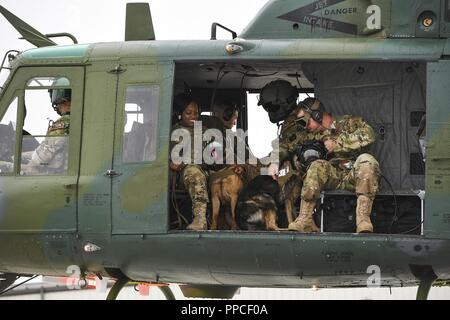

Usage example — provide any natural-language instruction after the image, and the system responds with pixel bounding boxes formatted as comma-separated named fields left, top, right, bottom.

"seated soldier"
left=288, top=98, right=380, bottom=234
left=170, top=93, right=209, bottom=231
left=205, top=99, right=261, bottom=181
left=0, top=83, right=71, bottom=175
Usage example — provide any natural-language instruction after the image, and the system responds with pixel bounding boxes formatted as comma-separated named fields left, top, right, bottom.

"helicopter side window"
left=19, top=77, right=71, bottom=176
left=0, top=97, right=18, bottom=174
left=122, top=85, right=160, bottom=163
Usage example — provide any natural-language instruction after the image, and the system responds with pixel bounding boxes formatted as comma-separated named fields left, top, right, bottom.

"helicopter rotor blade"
left=0, top=5, right=56, bottom=48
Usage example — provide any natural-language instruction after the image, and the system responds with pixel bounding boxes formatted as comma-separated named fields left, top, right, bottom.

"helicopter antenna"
left=0, top=5, right=56, bottom=48
left=125, top=3, right=155, bottom=41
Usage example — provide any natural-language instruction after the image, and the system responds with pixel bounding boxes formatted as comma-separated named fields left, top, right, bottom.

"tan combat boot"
left=187, top=208, right=207, bottom=231
left=288, top=200, right=320, bottom=233
left=356, top=195, right=374, bottom=233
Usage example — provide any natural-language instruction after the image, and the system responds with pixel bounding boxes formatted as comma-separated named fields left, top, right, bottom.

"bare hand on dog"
left=268, top=163, right=279, bottom=181
left=170, top=161, right=185, bottom=172
left=324, top=139, right=337, bottom=153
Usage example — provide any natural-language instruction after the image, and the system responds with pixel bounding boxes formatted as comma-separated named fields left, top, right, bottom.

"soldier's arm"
left=332, top=119, right=376, bottom=154
left=21, top=151, right=34, bottom=163
left=277, top=141, right=291, bottom=164
left=27, top=137, right=67, bottom=168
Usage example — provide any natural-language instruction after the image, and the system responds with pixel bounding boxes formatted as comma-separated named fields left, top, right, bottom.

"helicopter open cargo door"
left=425, top=60, right=450, bottom=239
left=111, top=63, right=173, bottom=235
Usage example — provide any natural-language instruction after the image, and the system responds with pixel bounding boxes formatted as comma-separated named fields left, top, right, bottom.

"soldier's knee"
left=183, top=165, right=208, bottom=201
left=307, top=160, right=330, bottom=176
left=183, top=165, right=207, bottom=184
left=309, top=159, right=328, bottom=169
left=355, top=154, right=379, bottom=176
left=301, top=160, right=330, bottom=201
left=301, top=180, right=322, bottom=202
left=355, top=154, right=379, bottom=172
left=355, top=155, right=379, bottom=198
left=301, top=189, right=319, bottom=202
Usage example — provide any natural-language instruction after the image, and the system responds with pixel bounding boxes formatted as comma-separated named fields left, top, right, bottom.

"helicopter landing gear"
left=416, top=276, right=436, bottom=300
left=106, top=277, right=129, bottom=300
left=158, top=285, right=176, bottom=300
left=410, top=265, right=438, bottom=300
left=107, top=277, right=176, bottom=300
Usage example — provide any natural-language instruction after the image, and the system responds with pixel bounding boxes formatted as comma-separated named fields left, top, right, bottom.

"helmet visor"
left=262, top=104, right=280, bottom=113
left=50, top=88, right=71, bottom=106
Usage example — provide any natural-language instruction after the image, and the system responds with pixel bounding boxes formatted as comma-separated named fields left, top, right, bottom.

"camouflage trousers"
left=182, top=165, right=209, bottom=217
left=301, top=154, right=380, bottom=201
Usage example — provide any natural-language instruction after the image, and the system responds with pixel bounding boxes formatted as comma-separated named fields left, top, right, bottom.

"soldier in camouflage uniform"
left=204, top=99, right=260, bottom=182
left=170, top=93, right=209, bottom=231
left=0, top=85, right=71, bottom=175
left=288, top=98, right=380, bottom=233
left=260, top=81, right=324, bottom=225
left=260, top=81, right=379, bottom=232
left=24, top=95, right=71, bottom=175
left=259, top=80, right=302, bottom=179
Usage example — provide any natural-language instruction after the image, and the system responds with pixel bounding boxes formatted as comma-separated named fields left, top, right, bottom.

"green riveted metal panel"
left=425, top=60, right=450, bottom=239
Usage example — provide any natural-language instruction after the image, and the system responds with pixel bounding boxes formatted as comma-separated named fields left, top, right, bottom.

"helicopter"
left=1, top=0, right=450, bottom=301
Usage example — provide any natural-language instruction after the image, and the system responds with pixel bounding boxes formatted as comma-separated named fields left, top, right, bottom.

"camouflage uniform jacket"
left=323, top=115, right=376, bottom=162
left=277, top=108, right=326, bottom=164
left=276, top=112, right=375, bottom=163
left=47, top=115, right=70, bottom=136
left=27, top=114, right=70, bottom=174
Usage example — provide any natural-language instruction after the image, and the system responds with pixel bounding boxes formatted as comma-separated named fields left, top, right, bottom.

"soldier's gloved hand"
left=268, top=163, right=280, bottom=181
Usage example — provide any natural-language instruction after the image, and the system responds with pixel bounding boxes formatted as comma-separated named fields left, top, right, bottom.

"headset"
left=300, top=98, right=324, bottom=125
left=222, top=104, right=238, bottom=122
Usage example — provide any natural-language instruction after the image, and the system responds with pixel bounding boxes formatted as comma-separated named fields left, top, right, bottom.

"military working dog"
left=236, top=175, right=284, bottom=231
left=209, top=165, right=246, bottom=230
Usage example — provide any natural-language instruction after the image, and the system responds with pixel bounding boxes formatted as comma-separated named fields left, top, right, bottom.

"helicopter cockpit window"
left=26, top=77, right=70, bottom=88
left=0, top=98, right=18, bottom=174
left=122, top=85, right=160, bottom=163
left=19, top=77, right=71, bottom=176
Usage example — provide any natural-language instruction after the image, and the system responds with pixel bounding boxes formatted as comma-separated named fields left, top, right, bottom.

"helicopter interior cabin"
left=169, top=60, right=426, bottom=235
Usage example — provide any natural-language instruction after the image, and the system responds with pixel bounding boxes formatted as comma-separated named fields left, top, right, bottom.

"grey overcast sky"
left=0, top=0, right=268, bottom=54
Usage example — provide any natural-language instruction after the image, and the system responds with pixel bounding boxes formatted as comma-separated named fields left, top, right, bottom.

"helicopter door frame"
left=441, top=0, right=450, bottom=37
left=424, top=60, right=450, bottom=239
left=0, top=66, right=84, bottom=233
left=110, top=62, right=174, bottom=235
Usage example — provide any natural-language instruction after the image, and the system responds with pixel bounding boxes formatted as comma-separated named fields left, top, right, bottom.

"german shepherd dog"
left=210, top=165, right=245, bottom=230
left=236, top=175, right=283, bottom=231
